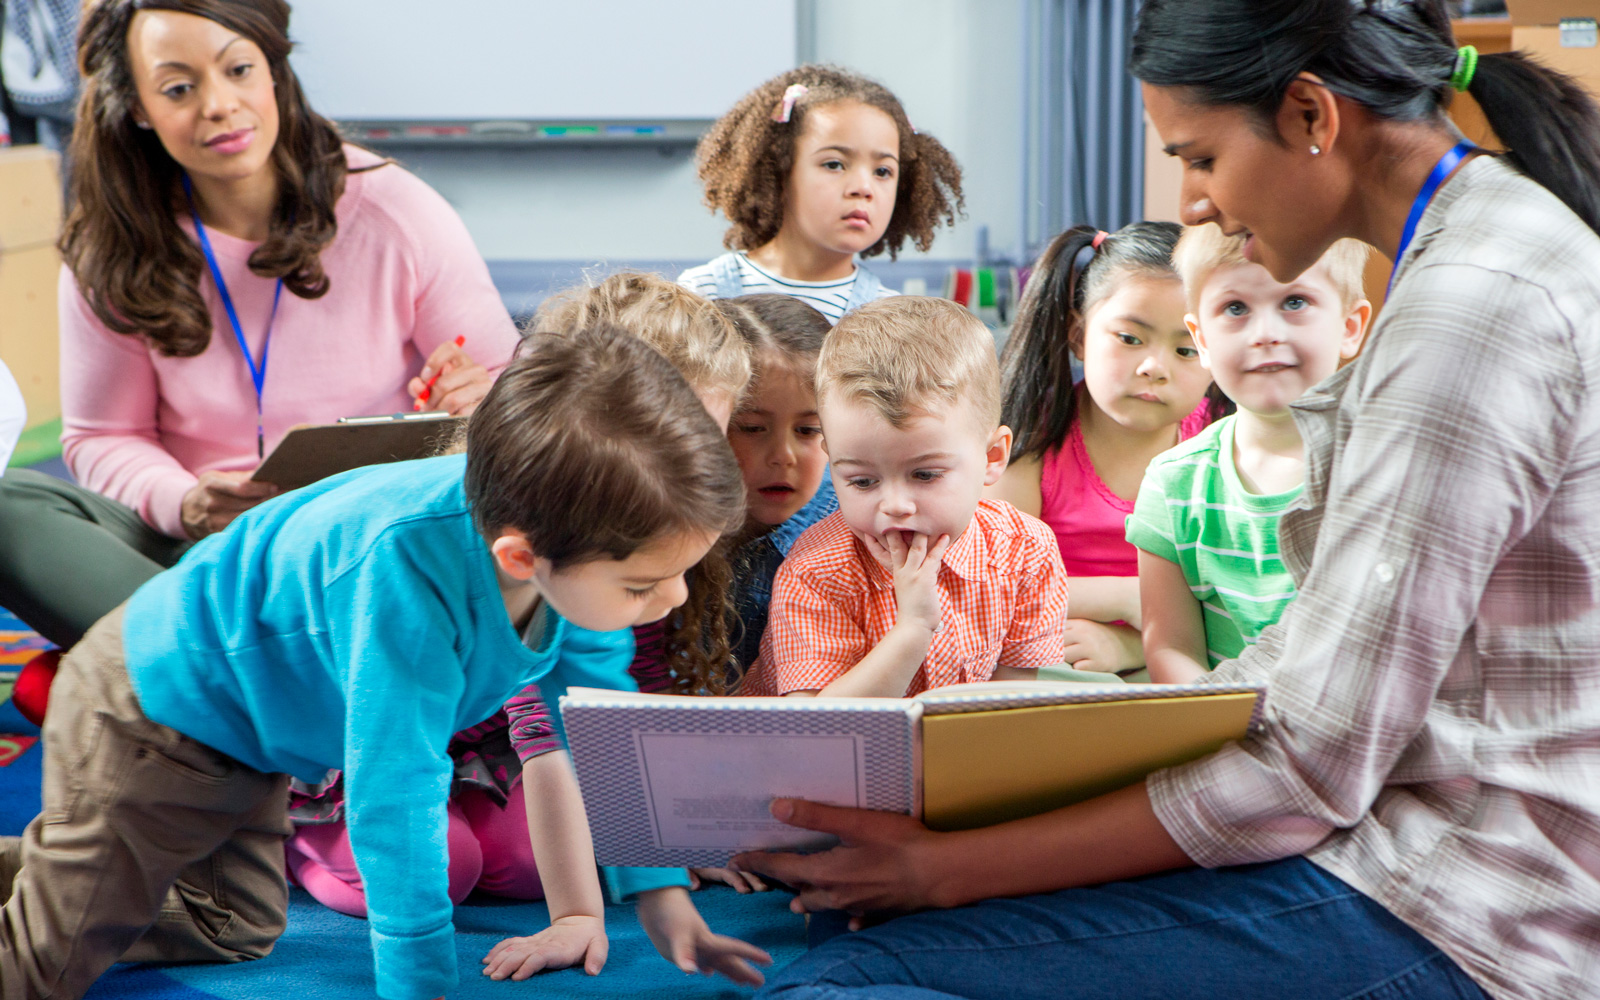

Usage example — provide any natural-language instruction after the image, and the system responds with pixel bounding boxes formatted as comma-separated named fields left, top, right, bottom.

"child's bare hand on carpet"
left=481, top=914, right=608, bottom=980
left=636, top=886, right=772, bottom=985
left=689, top=866, right=769, bottom=893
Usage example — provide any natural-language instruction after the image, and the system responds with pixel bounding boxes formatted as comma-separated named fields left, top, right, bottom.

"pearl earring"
left=135, top=120, right=152, bottom=130
left=1310, top=144, right=1322, bottom=156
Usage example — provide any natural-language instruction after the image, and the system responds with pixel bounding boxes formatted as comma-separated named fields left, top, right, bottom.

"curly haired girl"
left=678, top=64, right=965, bottom=323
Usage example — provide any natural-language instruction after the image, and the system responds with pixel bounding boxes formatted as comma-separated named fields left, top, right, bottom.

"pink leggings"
left=284, top=778, right=543, bottom=918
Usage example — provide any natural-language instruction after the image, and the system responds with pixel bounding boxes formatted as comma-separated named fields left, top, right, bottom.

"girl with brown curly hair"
left=678, top=64, right=964, bottom=324
left=0, top=0, right=518, bottom=727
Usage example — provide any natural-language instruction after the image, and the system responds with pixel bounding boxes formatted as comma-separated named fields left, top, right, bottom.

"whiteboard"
left=287, top=0, right=797, bottom=122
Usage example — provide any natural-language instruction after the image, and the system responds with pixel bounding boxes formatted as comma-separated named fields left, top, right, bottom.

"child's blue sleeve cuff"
left=603, top=865, right=693, bottom=902
left=370, top=923, right=457, bottom=1000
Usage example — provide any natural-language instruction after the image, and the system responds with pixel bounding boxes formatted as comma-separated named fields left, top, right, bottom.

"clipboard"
left=250, top=411, right=465, bottom=491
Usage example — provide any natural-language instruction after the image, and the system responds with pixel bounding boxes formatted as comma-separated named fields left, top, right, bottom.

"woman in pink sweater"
left=0, top=0, right=517, bottom=725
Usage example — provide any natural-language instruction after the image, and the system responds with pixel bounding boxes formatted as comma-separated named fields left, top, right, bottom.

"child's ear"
left=984, top=425, right=1014, bottom=486
left=1341, top=299, right=1373, bottom=360
left=1185, top=314, right=1213, bottom=371
left=491, top=531, right=539, bottom=582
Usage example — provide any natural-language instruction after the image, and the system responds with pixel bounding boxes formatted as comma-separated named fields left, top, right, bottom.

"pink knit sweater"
left=60, top=146, right=518, bottom=537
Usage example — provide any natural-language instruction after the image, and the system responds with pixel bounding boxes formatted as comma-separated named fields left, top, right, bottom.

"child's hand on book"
left=1063, top=619, right=1144, bottom=674
left=689, top=866, right=769, bottom=893
left=481, top=914, right=608, bottom=981
left=864, top=530, right=950, bottom=634
left=636, top=886, right=773, bottom=985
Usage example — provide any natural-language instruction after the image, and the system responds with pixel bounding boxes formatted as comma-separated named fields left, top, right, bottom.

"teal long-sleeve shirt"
left=125, top=453, right=569, bottom=1000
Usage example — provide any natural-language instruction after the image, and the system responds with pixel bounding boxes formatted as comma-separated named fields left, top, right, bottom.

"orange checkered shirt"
left=743, top=499, right=1069, bottom=696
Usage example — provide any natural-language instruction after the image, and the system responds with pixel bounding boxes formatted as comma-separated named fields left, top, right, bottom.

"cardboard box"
left=1512, top=24, right=1600, bottom=98
left=1506, top=1, right=1600, bottom=25
left=0, top=146, right=62, bottom=252
left=0, top=246, right=61, bottom=425
left=0, top=146, right=63, bottom=429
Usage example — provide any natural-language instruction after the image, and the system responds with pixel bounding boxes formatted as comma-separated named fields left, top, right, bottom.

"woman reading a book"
left=0, top=0, right=517, bottom=723
left=734, top=3, right=1600, bottom=998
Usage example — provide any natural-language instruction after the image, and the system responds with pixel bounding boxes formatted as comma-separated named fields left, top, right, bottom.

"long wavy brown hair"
left=62, top=0, right=376, bottom=357
left=529, top=274, right=754, bottom=697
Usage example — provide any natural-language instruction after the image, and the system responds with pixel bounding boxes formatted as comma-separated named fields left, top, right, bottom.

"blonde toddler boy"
left=743, top=297, right=1069, bottom=698
left=1129, top=226, right=1371, bottom=683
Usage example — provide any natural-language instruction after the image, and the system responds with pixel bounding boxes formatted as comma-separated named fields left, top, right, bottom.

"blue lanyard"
left=1388, top=141, right=1476, bottom=297
left=182, top=174, right=283, bottom=459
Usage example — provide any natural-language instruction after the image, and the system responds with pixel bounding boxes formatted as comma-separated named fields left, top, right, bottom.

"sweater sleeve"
left=0, top=359, right=25, bottom=473
left=58, top=266, right=199, bottom=536
left=328, top=535, right=465, bottom=1000
left=385, top=168, right=519, bottom=377
left=526, top=623, right=692, bottom=901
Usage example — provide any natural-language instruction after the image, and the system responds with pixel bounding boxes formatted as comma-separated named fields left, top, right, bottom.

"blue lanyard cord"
left=181, top=174, right=284, bottom=459
left=1388, top=141, right=1476, bottom=297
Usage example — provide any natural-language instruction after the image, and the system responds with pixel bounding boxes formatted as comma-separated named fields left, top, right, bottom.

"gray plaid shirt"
left=1149, top=155, right=1600, bottom=1000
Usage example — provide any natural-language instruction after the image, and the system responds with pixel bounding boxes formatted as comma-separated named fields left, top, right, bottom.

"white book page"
left=635, top=731, right=864, bottom=852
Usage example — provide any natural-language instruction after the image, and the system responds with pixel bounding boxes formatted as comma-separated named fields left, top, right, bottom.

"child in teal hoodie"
left=0, top=325, right=765, bottom=1000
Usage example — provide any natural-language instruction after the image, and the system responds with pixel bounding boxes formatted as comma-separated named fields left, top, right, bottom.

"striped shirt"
left=742, top=501, right=1069, bottom=696
left=1146, top=155, right=1600, bottom=1000
left=677, top=251, right=896, bottom=324
left=504, top=621, right=673, bottom=762
left=1125, top=416, right=1298, bottom=667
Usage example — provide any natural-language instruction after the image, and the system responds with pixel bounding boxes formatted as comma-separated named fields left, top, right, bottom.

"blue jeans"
left=761, top=858, right=1488, bottom=1000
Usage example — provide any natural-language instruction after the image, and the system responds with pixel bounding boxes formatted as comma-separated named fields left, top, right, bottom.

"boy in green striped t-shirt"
left=1126, top=225, right=1370, bottom=683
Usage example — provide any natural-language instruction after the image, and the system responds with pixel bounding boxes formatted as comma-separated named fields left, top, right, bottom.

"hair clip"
left=772, top=84, right=809, bottom=123
left=1091, top=230, right=1109, bottom=249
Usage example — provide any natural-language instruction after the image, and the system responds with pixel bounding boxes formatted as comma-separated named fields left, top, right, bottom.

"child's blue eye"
left=912, top=470, right=943, bottom=483
left=1282, top=295, right=1309, bottom=312
left=1115, top=332, right=1143, bottom=346
left=846, top=477, right=876, bottom=490
left=1223, top=301, right=1248, bottom=318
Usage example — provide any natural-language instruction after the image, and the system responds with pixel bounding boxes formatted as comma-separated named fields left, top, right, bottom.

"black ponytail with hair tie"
left=1131, top=0, right=1600, bottom=236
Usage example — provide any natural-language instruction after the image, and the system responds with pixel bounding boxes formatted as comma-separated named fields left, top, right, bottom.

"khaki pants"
left=0, top=606, right=291, bottom=1000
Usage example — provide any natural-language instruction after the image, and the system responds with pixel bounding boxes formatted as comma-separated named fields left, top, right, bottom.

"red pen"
left=414, top=335, right=466, bottom=410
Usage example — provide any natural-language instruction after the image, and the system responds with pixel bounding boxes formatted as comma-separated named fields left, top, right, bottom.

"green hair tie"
left=1451, top=45, right=1479, bottom=92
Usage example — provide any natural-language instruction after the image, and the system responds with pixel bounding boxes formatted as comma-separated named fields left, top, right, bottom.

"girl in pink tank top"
left=990, top=223, right=1228, bottom=673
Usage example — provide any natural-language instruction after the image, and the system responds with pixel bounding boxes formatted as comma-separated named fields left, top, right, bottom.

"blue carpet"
left=85, top=885, right=804, bottom=999
left=2, top=693, right=806, bottom=999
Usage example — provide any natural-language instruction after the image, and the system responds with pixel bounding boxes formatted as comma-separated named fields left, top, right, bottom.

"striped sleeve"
left=676, top=263, right=719, bottom=297
left=1126, top=457, right=1181, bottom=562
left=504, top=682, right=560, bottom=761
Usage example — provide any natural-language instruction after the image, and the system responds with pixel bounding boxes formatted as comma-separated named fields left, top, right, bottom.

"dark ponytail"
left=1131, top=0, right=1600, bottom=236
left=1468, top=50, right=1600, bottom=235
left=1000, top=221, right=1227, bottom=462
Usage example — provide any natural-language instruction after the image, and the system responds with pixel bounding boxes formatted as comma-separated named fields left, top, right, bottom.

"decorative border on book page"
left=562, top=696, right=920, bottom=868
left=918, top=681, right=1267, bottom=732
